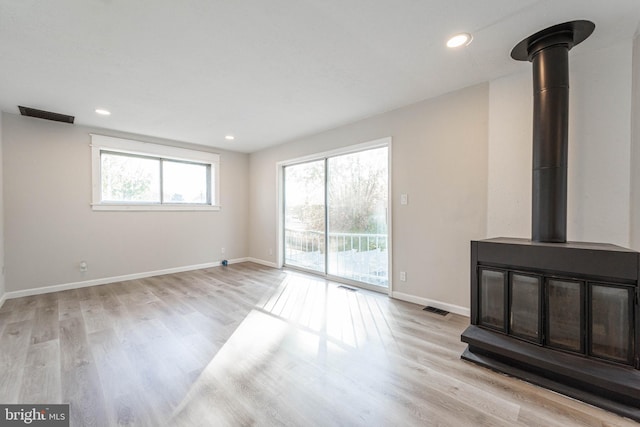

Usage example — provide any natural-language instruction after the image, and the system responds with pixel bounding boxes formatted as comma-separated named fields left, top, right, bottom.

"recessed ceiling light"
left=225, top=135, right=235, bottom=140
left=95, top=108, right=111, bottom=116
left=447, top=33, right=473, bottom=48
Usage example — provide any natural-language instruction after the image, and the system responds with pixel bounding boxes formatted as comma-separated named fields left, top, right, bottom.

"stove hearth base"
left=461, top=325, right=640, bottom=422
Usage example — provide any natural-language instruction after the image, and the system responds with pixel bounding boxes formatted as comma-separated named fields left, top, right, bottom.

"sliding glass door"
left=283, top=160, right=325, bottom=273
left=284, top=145, right=389, bottom=288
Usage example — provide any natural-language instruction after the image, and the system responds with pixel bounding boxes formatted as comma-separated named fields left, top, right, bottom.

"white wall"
left=0, top=112, right=5, bottom=302
left=631, top=33, right=640, bottom=251
left=2, top=113, right=249, bottom=293
left=249, top=84, right=489, bottom=313
left=569, top=42, right=632, bottom=245
left=487, top=41, right=634, bottom=247
left=486, top=71, right=532, bottom=238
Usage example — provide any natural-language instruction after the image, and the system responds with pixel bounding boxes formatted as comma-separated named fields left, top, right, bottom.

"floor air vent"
left=337, top=285, right=357, bottom=292
left=19, top=106, right=75, bottom=123
left=423, top=306, right=449, bottom=316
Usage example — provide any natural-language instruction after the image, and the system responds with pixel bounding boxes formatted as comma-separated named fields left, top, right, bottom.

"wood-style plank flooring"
left=0, top=262, right=637, bottom=426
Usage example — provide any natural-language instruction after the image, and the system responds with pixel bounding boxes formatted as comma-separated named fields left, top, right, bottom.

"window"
left=91, top=134, right=220, bottom=211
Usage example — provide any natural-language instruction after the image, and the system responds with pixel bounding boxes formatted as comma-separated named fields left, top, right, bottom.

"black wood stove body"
left=462, top=238, right=640, bottom=420
left=460, top=21, right=640, bottom=421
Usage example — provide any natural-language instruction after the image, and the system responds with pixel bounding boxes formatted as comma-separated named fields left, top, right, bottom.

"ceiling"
left=1, top=1, right=639, bottom=153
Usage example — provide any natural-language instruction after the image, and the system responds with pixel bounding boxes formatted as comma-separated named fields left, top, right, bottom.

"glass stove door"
left=590, top=283, right=633, bottom=364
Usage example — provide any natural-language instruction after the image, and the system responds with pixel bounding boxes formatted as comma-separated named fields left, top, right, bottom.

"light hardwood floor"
left=0, top=262, right=637, bottom=426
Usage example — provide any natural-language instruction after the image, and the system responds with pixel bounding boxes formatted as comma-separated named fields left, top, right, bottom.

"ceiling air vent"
left=18, top=105, right=74, bottom=124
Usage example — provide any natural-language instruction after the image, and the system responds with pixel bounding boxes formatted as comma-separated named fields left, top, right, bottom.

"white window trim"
left=90, top=134, right=220, bottom=211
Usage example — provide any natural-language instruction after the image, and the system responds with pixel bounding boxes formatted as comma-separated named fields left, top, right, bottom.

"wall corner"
left=630, top=33, right=640, bottom=250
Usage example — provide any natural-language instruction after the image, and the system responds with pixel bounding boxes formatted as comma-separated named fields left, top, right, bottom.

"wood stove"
left=460, top=21, right=640, bottom=422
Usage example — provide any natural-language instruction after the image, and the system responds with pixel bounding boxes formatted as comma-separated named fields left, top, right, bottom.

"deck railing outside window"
left=284, top=228, right=388, bottom=286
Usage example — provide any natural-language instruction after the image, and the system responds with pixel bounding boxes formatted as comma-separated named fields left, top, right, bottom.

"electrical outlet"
left=221, top=247, right=226, bottom=254
left=79, top=261, right=88, bottom=272
left=400, top=194, right=408, bottom=205
left=400, top=271, right=406, bottom=281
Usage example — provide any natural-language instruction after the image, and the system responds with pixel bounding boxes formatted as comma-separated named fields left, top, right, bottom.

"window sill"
left=91, top=204, right=221, bottom=212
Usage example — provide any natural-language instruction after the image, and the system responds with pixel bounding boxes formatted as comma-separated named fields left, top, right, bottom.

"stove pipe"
left=511, top=20, right=595, bottom=243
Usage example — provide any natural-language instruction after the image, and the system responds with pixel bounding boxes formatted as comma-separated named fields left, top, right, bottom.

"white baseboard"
left=2, top=260, right=463, bottom=321
left=3, top=258, right=269, bottom=301
left=391, top=291, right=470, bottom=317
left=3, top=261, right=231, bottom=301
left=246, top=257, right=279, bottom=268
left=227, top=257, right=249, bottom=265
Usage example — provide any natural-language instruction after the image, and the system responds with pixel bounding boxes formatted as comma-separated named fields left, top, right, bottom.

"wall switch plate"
left=400, top=194, right=408, bottom=205
left=400, top=271, right=406, bottom=281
